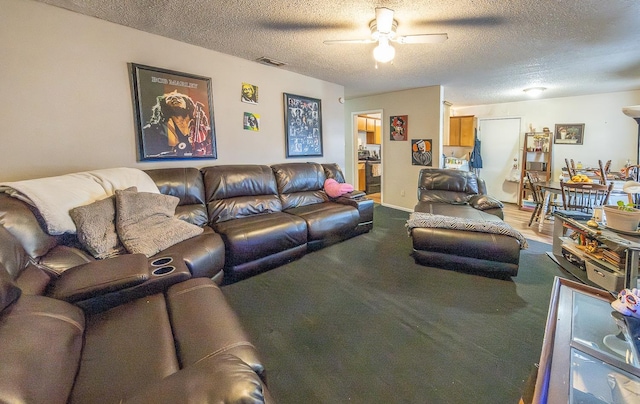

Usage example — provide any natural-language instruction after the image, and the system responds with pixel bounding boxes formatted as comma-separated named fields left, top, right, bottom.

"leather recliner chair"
left=409, top=169, right=522, bottom=276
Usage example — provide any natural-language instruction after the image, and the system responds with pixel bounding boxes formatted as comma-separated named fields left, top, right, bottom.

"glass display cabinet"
left=533, top=277, right=640, bottom=403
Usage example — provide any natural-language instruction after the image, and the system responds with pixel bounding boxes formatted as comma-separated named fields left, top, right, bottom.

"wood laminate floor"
left=501, top=202, right=553, bottom=245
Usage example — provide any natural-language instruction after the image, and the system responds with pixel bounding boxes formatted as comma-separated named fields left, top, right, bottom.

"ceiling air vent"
left=255, top=57, right=288, bottom=67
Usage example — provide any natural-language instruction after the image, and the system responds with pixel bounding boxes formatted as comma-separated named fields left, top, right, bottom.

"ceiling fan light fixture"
left=523, top=87, right=546, bottom=96
left=373, top=37, right=395, bottom=63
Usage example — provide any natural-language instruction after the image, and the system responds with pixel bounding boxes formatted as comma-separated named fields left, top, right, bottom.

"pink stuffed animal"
left=324, top=178, right=354, bottom=198
left=612, top=288, right=640, bottom=318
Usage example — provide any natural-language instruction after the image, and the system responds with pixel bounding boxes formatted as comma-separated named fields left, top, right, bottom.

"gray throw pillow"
left=468, top=194, right=504, bottom=211
left=69, top=190, right=133, bottom=259
left=115, top=188, right=203, bottom=257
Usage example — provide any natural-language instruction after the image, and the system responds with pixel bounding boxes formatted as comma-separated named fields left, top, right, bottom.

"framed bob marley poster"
left=130, top=63, right=217, bottom=160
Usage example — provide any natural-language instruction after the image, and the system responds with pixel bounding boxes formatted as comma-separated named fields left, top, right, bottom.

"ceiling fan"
left=323, top=7, right=448, bottom=64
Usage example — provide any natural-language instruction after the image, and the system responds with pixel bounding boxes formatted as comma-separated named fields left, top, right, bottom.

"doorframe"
left=476, top=116, right=524, bottom=203
left=352, top=109, right=384, bottom=200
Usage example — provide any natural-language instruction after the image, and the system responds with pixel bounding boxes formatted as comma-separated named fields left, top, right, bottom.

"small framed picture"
left=411, top=139, right=433, bottom=166
left=241, top=82, right=258, bottom=104
left=284, top=93, right=323, bottom=157
left=390, top=115, right=408, bottom=141
left=554, top=124, right=585, bottom=145
left=243, top=112, right=260, bottom=131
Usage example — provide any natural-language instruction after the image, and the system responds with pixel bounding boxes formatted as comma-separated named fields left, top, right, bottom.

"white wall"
left=345, top=86, right=443, bottom=211
left=453, top=91, right=640, bottom=181
left=0, top=0, right=345, bottom=181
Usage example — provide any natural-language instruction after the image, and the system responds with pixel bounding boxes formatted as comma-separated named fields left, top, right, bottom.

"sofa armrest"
left=120, top=354, right=273, bottom=404
left=336, top=190, right=367, bottom=200
left=332, top=193, right=374, bottom=226
left=49, top=254, right=149, bottom=302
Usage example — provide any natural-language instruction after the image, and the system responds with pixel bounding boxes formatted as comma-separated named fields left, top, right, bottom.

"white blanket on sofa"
left=406, top=212, right=528, bottom=249
left=0, top=167, right=159, bottom=235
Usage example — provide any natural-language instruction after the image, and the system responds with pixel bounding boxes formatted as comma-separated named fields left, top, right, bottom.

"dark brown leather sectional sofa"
left=408, top=168, right=523, bottom=276
left=0, top=162, right=372, bottom=403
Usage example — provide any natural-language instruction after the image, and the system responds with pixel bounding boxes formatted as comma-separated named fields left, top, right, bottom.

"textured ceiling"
left=37, top=0, right=640, bottom=106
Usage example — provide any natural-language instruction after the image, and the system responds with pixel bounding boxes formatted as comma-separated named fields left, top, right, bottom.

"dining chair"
left=560, top=180, right=613, bottom=214
left=525, top=171, right=544, bottom=226
left=596, top=159, right=612, bottom=185
left=623, top=165, right=640, bottom=182
left=597, top=160, right=607, bottom=185
left=526, top=172, right=562, bottom=227
left=564, top=158, right=577, bottom=178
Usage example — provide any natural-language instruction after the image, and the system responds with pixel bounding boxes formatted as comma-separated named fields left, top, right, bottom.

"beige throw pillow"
left=115, top=188, right=203, bottom=257
left=69, top=191, right=130, bottom=259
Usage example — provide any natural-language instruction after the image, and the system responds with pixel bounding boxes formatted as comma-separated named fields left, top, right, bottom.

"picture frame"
left=243, top=112, right=260, bottom=131
left=390, top=115, right=408, bottom=141
left=284, top=93, right=323, bottom=157
left=554, top=123, right=585, bottom=145
left=241, top=82, right=258, bottom=104
left=411, top=139, right=433, bottom=166
left=130, top=63, right=217, bottom=160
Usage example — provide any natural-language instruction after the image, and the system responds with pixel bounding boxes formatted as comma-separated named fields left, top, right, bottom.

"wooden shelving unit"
left=519, top=131, right=553, bottom=208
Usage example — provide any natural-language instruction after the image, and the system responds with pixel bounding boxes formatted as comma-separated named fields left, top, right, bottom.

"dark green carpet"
left=221, top=205, right=567, bottom=403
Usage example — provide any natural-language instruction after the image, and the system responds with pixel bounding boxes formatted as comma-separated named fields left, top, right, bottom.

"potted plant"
left=603, top=201, right=640, bottom=232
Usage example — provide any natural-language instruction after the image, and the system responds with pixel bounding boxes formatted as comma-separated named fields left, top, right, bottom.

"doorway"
left=477, top=117, right=522, bottom=203
left=353, top=110, right=383, bottom=203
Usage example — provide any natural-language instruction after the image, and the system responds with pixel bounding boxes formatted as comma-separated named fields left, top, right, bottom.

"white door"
left=477, top=118, right=521, bottom=203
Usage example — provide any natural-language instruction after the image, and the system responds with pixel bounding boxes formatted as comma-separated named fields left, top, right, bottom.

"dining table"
left=534, top=179, right=629, bottom=231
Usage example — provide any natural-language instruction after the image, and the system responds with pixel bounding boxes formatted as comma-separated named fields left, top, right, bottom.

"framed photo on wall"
left=241, top=82, right=258, bottom=104
left=284, top=93, right=323, bottom=157
left=411, top=139, right=433, bottom=166
left=554, top=123, right=585, bottom=145
left=390, top=115, right=408, bottom=141
left=130, top=63, right=217, bottom=160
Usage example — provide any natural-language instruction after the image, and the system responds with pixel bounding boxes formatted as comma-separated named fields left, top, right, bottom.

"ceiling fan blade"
left=323, top=38, right=376, bottom=45
left=261, top=21, right=354, bottom=31
left=375, top=7, right=395, bottom=33
left=415, top=16, right=504, bottom=28
left=393, top=33, right=448, bottom=44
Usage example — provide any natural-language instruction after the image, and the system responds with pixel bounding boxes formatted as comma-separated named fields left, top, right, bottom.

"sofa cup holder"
left=150, top=257, right=173, bottom=267
left=150, top=257, right=175, bottom=276
left=152, top=265, right=176, bottom=276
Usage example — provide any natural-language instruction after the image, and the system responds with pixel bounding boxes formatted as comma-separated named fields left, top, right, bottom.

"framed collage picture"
left=284, top=93, right=323, bottom=157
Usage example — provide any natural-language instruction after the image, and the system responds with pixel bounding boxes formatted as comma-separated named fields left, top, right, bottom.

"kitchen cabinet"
left=357, top=163, right=366, bottom=191
left=357, top=117, right=367, bottom=132
left=358, top=117, right=378, bottom=132
left=366, top=119, right=382, bottom=144
left=447, top=115, right=475, bottom=146
left=518, top=131, right=553, bottom=207
left=359, top=116, right=381, bottom=144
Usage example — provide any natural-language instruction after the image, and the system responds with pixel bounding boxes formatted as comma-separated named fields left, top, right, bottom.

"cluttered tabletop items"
left=529, top=158, right=640, bottom=232
left=563, top=158, right=639, bottom=184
